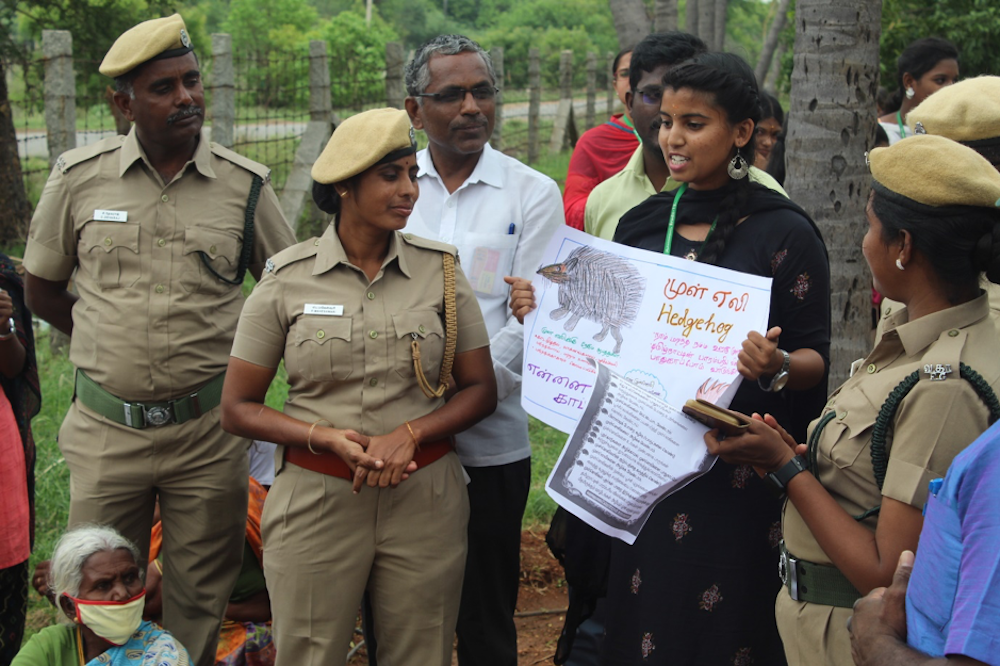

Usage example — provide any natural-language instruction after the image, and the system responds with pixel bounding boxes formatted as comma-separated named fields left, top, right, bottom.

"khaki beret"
left=312, top=108, right=417, bottom=184
left=100, top=14, right=193, bottom=78
left=908, top=76, right=1000, bottom=145
left=870, top=134, right=1000, bottom=209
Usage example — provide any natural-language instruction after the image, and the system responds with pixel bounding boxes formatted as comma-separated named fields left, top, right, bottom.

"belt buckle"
left=779, top=545, right=799, bottom=601
left=143, top=404, right=173, bottom=427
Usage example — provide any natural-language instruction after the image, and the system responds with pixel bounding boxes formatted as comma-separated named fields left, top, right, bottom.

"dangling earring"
left=905, top=86, right=915, bottom=100
left=727, top=152, right=749, bottom=180
left=896, top=259, right=905, bottom=271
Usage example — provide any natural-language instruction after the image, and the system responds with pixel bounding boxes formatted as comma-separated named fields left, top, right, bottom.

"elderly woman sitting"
left=13, top=525, right=189, bottom=666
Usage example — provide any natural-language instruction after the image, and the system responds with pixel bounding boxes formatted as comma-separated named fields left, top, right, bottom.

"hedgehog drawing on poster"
left=537, top=246, right=646, bottom=354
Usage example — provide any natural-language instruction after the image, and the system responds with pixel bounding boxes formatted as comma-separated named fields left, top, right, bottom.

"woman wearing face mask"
left=12, top=525, right=189, bottom=665
left=878, top=37, right=959, bottom=144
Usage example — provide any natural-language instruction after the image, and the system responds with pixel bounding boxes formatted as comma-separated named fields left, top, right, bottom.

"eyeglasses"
left=637, top=86, right=663, bottom=106
left=414, top=86, right=499, bottom=105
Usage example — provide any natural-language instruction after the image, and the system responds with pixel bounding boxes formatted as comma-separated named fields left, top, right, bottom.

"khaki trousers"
left=775, top=587, right=854, bottom=666
left=60, top=400, right=248, bottom=666
left=263, top=451, right=469, bottom=666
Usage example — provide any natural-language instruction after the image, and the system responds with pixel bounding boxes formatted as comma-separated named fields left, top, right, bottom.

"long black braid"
left=662, top=52, right=765, bottom=266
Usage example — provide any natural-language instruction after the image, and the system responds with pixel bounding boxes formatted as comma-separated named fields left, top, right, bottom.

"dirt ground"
left=350, top=527, right=569, bottom=665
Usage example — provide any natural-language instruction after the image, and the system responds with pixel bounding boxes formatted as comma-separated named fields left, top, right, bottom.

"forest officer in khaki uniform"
left=23, top=14, right=296, bottom=666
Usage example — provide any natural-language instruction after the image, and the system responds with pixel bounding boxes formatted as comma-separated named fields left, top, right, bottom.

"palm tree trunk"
left=698, top=0, right=715, bottom=48
left=785, top=0, right=882, bottom=389
left=608, top=0, right=651, bottom=49
left=686, top=0, right=699, bottom=38
left=713, top=0, right=727, bottom=50
left=754, top=0, right=793, bottom=86
left=654, top=0, right=678, bottom=32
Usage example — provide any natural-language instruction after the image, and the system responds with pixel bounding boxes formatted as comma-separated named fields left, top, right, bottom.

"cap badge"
left=180, top=29, right=191, bottom=48
left=864, top=151, right=871, bottom=169
left=409, top=126, right=416, bottom=143
left=914, top=121, right=926, bottom=135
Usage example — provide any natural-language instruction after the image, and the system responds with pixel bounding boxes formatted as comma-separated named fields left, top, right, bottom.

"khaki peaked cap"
left=100, top=14, right=193, bottom=78
left=869, top=134, right=1000, bottom=209
left=908, top=76, right=1000, bottom=143
left=312, top=108, right=417, bottom=184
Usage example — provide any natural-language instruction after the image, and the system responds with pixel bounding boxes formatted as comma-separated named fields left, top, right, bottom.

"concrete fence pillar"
left=309, top=40, right=332, bottom=122
left=606, top=51, right=614, bottom=117
left=585, top=51, right=596, bottom=131
left=527, top=48, right=541, bottom=164
left=210, top=34, right=234, bottom=148
left=549, top=50, right=576, bottom=154
left=42, top=30, right=75, bottom=168
left=385, top=42, right=405, bottom=109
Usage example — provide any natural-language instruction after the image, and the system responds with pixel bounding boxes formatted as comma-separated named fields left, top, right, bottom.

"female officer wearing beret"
left=220, top=107, right=497, bottom=666
left=704, top=134, right=1000, bottom=666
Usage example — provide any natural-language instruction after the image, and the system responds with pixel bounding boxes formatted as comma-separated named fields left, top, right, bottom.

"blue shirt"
left=907, top=419, right=1000, bottom=665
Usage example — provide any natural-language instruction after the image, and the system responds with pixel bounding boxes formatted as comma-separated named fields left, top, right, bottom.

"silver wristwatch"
left=758, top=349, right=790, bottom=393
left=0, top=317, right=15, bottom=341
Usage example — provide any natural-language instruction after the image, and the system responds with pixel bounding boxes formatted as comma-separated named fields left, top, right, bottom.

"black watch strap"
left=764, top=455, right=808, bottom=497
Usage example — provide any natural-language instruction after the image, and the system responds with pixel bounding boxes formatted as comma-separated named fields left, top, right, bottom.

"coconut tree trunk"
left=654, top=0, right=678, bottom=32
left=785, top=0, right=882, bottom=389
left=608, top=0, right=651, bottom=49
left=686, top=0, right=699, bottom=38
left=713, top=0, right=727, bottom=50
left=755, top=0, right=793, bottom=86
left=698, top=0, right=715, bottom=47
left=0, top=59, right=31, bottom=245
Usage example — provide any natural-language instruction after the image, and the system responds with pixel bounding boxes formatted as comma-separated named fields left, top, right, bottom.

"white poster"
left=522, top=226, right=773, bottom=434
left=546, top=360, right=716, bottom=544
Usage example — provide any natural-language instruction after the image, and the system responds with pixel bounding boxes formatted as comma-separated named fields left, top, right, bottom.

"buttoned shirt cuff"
left=22, top=241, right=76, bottom=281
left=494, top=360, right=520, bottom=403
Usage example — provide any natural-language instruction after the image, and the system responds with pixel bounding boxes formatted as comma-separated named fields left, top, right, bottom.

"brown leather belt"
left=285, top=437, right=454, bottom=481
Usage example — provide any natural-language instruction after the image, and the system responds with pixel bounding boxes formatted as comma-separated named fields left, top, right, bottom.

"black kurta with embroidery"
left=602, top=183, right=831, bottom=665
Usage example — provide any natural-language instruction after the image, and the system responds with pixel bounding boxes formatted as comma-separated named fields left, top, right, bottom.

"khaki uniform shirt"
left=230, top=224, right=490, bottom=439
left=24, top=129, right=296, bottom=401
left=876, top=282, right=1000, bottom=338
left=777, top=294, right=1000, bottom=665
left=784, top=293, right=1000, bottom=564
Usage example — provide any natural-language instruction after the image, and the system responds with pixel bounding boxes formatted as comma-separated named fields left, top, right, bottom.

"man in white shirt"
left=403, top=34, right=565, bottom=666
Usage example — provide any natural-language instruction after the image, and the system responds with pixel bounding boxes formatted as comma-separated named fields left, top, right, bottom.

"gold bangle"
left=307, top=420, right=329, bottom=455
left=404, top=420, right=420, bottom=451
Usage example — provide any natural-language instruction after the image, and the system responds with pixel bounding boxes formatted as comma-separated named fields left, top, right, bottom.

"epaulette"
left=262, top=240, right=321, bottom=275
left=54, top=135, right=127, bottom=174
left=399, top=232, right=458, bottom=257
left=210, top=143, right=272, bottom=184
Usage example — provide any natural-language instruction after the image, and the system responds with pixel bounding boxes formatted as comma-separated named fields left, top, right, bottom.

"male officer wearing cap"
left=402, top=35, right=563, bottom=666
left=875, top=75, right=1000, bottom=331
left=23, top=14, right=295, bottom=666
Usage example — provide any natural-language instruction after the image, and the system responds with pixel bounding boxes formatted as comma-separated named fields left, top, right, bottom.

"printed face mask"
left=66, top=590, right=146, bottom=645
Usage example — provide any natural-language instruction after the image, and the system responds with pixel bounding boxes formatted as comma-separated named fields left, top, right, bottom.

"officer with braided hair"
left=23, top=15, right=295, bottom=666
left=705, top=134, right=1000, bottom=666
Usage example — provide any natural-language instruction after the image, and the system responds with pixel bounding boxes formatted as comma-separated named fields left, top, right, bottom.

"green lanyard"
left=896, top=110, right=907, bottom=139
left=663, top=182, right=718, bottom=259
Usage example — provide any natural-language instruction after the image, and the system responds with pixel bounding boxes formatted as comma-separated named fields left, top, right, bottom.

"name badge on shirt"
left=94, top=209, right=128, bottom=222
left=304, top=304, right=344, bottom=316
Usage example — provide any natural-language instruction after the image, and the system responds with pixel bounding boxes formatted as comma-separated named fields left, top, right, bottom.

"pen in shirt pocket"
left=923, top=477, right=944, bottom=516
left=508, top=223, right=515, bottom=235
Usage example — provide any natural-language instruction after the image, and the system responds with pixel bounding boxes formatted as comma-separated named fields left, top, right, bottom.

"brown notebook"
left=682, top=399, right=752, bottom=435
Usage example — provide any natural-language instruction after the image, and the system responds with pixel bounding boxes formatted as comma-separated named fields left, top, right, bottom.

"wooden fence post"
left=549, top=50, right=576, bottom=154
left=210, top=34, right=234, bottom=148
left=309, top=40, right=332, bottom=122
left=528, top=48, right=541, bottom=164
left=606, top=51, right=615, bottom=117
left=42, top=30, right=75, bottom=168
left=385, top=42, right=405, bottom=109
left=585, top=51, right=596, bottom=131
left=490, top=46, right=504, bottom=151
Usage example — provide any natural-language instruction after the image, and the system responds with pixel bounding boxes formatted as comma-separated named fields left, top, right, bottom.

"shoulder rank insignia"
left=924, top=363, right=952, bottom=381
left=264, top=258, right=275, bottom=274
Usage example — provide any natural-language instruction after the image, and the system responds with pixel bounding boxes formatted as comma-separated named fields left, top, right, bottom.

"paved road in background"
left=17, top=98, right=612, bottom=160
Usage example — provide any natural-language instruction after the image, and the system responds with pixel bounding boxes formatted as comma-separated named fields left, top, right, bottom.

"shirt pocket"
left=80, top=221, right=141, bottom=289
left=393, top=309, right=445, bottom=380
left=822, top=386, right=878, bottom=471
left=181, top=226, right=241, bottom=294
left=290, top=316, right=354, bottom=382
left=456, top=231, right=518, bottom=298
